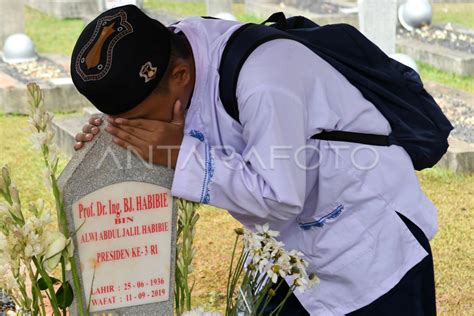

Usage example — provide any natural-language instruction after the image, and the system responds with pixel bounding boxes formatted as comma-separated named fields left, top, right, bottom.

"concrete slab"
left=43, top=53, right=72, bottom=72
left=424, top=81, right=474, bottom=173
left=436, top=137, right=474, bottom=174
left=0, top=71, right=21, bottom=88
left=83, top=106, right=102, bottom=117
left=52, top=115, right=87, bottom=157
left=0, top=79, right=91, bottom=113
left=52, top=108, right=103, bottom=157
left=0, top=53, right=92, bottom=114
left=144, top=9, right=182, bottom=26
left=396, top=37, right=474, bottom=76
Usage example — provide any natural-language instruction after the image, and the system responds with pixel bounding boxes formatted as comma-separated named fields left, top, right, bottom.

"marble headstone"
left=357, top=0, right=398, bottom=55
left=0, top=0, right=25, bottom=49
left=206, top=0, right=233, bottom=17
left=58, top=123, right=177, bottom=315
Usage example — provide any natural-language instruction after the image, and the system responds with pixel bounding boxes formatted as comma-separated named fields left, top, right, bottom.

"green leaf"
left=56, top=281, right=74, bottom=309
left=38, top=277, right=60, bottom=290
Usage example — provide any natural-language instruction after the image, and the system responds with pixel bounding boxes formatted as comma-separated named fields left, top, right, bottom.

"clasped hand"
left=75, top=100, right=185, bottom=169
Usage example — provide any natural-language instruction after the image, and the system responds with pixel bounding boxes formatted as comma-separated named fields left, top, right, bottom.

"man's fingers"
left=107, top=123, right=149, bottom=141
left=108, top=116, right=149, bottom=129
left=88, top=116, right=103, bottom=126
left=75, top=133, right=93, bottom=142
left=74, top=142, right=83, bottom=151
left=82, top=125, right=92, bottom=133
left=105, top=124, right=147, bottom=146
left=171, top=99, right=185, bottom=126
left=82, top=124, right=99, bottom=134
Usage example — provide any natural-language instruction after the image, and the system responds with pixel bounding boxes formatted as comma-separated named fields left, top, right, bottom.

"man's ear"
left=169, top=61, right=191, bottom=89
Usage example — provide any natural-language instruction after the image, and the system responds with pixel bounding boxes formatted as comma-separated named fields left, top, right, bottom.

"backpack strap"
left=311, top=131, right=389, bottom=146
left=218, top=19, right=390, bottom=147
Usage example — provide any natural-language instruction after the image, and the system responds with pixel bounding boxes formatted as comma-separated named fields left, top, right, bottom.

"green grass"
left=0, top=114, right=68, bottom=213
left=417, top=168, right=474, bottom=315
left=432, top=3, right=474, bottom=29
left=419, top=62, right=474, bottom=94
left=144, top=0, right=260, bottom=22
left=144, top=0, right=206, bottom=16
left=24, top=6, right=85, bottom=56
left=233, top=3, right=262, bottom=23
left=0, top=114, right=473, bottom=314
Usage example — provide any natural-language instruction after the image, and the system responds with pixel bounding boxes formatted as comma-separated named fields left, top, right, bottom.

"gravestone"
left=58, top=124, right=177, bottom=315
left=206, top=0, right=233, bottom=17
left=358, top=0, right=397, bottom=54
left=0, top=0, right=25, bottom=49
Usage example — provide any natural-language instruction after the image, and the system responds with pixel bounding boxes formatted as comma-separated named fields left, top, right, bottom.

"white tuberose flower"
left=42, top=232, right=67, bottom=272
left=30, top=130, right=54, bottom=151
left=242, top=223, right=318, bottom=293
left=255, top=223, right=279, bottom=238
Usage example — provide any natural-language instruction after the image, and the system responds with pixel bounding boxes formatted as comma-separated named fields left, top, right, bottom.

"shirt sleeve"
left=171, top=84, right=308, bottom=229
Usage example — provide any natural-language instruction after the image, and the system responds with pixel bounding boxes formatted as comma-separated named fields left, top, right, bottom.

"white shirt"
left=170, top=17, right=438, bottom=315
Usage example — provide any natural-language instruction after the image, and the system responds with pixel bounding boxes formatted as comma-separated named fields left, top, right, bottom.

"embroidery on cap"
left=75, top=10, right=133, bottom=82
left=139, top=62, right=158, bottom=83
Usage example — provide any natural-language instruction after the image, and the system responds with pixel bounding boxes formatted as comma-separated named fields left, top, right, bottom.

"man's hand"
left=105, top=100, right=185, bottom=169
left=74, top=116, right=103, bottom=151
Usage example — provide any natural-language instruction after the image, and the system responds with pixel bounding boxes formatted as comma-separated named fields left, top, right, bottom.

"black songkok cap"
left=71, top=5, right=171, bottom=115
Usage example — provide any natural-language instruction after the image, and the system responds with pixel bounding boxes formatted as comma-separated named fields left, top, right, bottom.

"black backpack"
left=218, top=12, right=453, bottom=171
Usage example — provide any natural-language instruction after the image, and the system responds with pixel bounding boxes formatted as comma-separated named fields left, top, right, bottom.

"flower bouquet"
left=0, top=83, right=84, bottom=315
